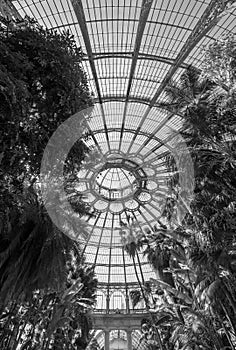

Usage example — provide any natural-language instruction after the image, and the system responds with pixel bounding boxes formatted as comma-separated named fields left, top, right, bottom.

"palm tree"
left=0, top=246, right=97, bottom=350
left=119, top=219, right=165, bottom=350
left=0, top=16, right=96, bottom=350
left=119, top=219, right=147, bottom=307
left=161, top=61, right=236, bottom=348
left=165, top=65, right=216, bottom=143
left=0, top=187, right=97, bottom=349
left=0, top=192, right=73, bottom=305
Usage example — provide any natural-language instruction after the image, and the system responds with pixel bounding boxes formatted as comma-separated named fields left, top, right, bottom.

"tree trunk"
left=8, top=322, right=20, bottom=350
left=218, top=314, right=235, bottom=350
left=0, top=301, right=18, bottom=348
left=132, top=254, right=147, bottom=309
left=220, top=299, right=236, bottom=335
left=132, top=254, right=165, bottom=350
left=224, top=287, right=236, bottom=316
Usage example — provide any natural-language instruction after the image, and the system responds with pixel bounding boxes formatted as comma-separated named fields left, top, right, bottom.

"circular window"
left=94, top=167, right=137, bottom=200
left=138, top=192, right=151, bottom=203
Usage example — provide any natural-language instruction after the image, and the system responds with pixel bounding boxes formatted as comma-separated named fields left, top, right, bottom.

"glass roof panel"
left=11, top=0, right=236, bottom=291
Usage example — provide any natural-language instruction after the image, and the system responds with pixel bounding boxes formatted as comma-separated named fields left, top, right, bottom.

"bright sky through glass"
left=12, top=0, right=236, bottom=292
left=96, top=168, right=136, bottom=191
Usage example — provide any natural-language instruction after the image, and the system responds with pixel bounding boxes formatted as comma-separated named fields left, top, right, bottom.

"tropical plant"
left=119, top=217, right=165, bottom=350
left=152, top=38, right=236, bottom=348
left=0, top=17, right=92, bottom=178
left=0, top=257, right=97, bottom=350
left=0, top=16, right=97, bottom=350
left=123, top=46, right=236, bottom=347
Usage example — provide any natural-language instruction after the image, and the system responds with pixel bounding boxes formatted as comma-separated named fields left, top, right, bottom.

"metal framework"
left=125, top=0, right=235, bottom=154
left=10, top=0, right=236, bottom=299
left=71, top=0, right=111, bottom=152
left=87, top=52, right=190, bottom=67
left=119, top=0, right=153, bottom=150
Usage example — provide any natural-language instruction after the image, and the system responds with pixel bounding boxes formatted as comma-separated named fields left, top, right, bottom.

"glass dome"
left=12, top=0, right=236, bottom=293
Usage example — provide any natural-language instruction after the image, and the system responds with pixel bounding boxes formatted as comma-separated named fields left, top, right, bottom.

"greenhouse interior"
left=0, top=0, right=236, bottom=349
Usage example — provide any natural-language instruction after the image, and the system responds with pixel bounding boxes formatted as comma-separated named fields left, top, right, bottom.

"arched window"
left=96, top=290, right=106, bottom=311
left=110, top=291, right=126, bottom=311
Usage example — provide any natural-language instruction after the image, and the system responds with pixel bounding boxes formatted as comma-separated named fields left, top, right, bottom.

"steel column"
left=127, top=330, right=132, bottom=350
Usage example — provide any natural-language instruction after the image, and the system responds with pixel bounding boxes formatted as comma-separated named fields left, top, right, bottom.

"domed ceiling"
left=12, top=0, right=236, bottom=289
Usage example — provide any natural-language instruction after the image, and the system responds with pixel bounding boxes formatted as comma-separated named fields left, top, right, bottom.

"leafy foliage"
left=0, top=17, right=97, bottom=350
left=124, top=36, right=236, bottom=350
left=0, top=18, right=93, bottom=198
